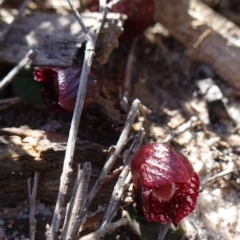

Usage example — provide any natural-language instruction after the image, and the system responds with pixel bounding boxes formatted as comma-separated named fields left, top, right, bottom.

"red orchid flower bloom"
left=131, top=143, right=200, bottom=226
left=34, top=67, right=102, bottom=113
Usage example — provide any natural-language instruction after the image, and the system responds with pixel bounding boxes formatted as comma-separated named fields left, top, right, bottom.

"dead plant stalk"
left=28, top=171, right=40, bottom=240
left=48, top=0, right=108, bottom=239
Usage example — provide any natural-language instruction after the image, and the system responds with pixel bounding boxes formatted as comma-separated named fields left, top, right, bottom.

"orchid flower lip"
left=131, top=143, right=200, bottom=225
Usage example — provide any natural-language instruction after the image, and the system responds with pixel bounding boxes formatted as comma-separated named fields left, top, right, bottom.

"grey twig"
left=0, top=0, right=5, bottom=6
left=48, top=1, right=110, bottom=239
left=80, top=216, right=127, bottom=240
left=101, top=129, right=145, bottom=227
left=200, top=160, right=234, bottom=192
left=121, top=37, right=139, bottom=109
left=67, top=0, right=87, bottom=34
left=0, top=49, right=34, bottom=92
left=48, top=38, right=96, bottom=240
left=83, top=99, right=141, bottom=218
left=0, top=97, right=21, bottom=110
left=0, top=0, right=31, bottom=43
left=28, top=171, right=40, bottom=240
left=61, top=163, right=92, bottom=240
left=102, top=166, right=124, bottom=184
left=106, top=0, right=123, bottom=9
left=99, top=0, right=107, bottom=12
left=163, top=116, right=198, bottom=143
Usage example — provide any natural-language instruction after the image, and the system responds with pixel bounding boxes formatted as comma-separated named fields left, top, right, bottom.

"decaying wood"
left=154, top=0, right=240, bottom=91
left=0, top=132, right=120, bottom=208
left=0, top=12, right=124, bottom=66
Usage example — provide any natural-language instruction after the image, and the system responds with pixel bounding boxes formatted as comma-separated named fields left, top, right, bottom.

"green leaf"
left=125, top=204, right=186, bottom=240
left=12, top=66, right=45, bottom=109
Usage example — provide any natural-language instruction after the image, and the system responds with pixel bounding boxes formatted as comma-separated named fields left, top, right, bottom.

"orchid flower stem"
left=158, top=222, right=171, bottom=240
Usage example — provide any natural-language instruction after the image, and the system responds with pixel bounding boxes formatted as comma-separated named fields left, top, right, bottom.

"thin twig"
left=101, top=129, right=144, bottom=227
left=48, top=1, right=108, bottom=238
left=48, top=39, right=96, bottom=239
left=0, top=97, right=21, bottom=105
left=28, top=171, right=40, bottom=240
left=0, top=49, right=34, bottom=92
left=61, top=163, right=92, bottom=240
left=99, top=0, right=107, bottom=12
left=0, top=97, right=21, bottom=110
left=121, top=37, right=139, bottom=110
left=106, top=0, right=123, bottom=9
left=102, top=166, right=124, bottom=184
left=61, top=164, right=82, bottom=238
left=0, top=0, right=31, bottom=43
left=200, top=161, right=234, bottom=192
left=163, top=116, right=198, bottom=143
left=80, top=217, right=127, bottom=240
left=0, top=0, right=5, bottom=6
left=81, top=212, right=105, bottom=231
left=67, top=0, right=87, bottom=34
left=82, top=99, right=141, bottom=218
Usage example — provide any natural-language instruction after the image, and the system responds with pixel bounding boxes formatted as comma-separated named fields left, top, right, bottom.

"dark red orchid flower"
left=34, top=67, right=102, bottom=113
left=131, top=143, right=200, bottom=226
left=89, top=0, right=154, bottom=40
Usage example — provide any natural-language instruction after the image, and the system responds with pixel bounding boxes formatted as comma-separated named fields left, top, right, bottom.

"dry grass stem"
left=61, top=163, right=92, bottom=239
left=163, top=116, right=198, bottom=143
left=83, top=99, right=141, bottom=218
left=67, top=0, right=87, bottom=34
left=0, top=49, right=34, bottom=92
left=101, top=129, right=145, bottom=227
left=48, top=1, right=110, bottom=238
left=122, top=37, right=138, bottom=108
left=200, top=161, right=234, bottom=192
left=28, top=171, right=40, bottom=240
left=102, top=166, right=124, bottom=184
left=106, top=0, right=123, bottom=9
left=80, top=217, right=128, bottom=240
left=0, top=97, right=21, bottom=110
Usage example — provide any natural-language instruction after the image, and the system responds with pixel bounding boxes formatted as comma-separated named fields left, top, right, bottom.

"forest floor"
left=1, top=1, right=240, bottom=239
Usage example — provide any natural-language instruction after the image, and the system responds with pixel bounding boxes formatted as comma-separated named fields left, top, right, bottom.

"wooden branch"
left=0, top=12, right=124, bottom=66
left=154, top=0, right=240, bottom=91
